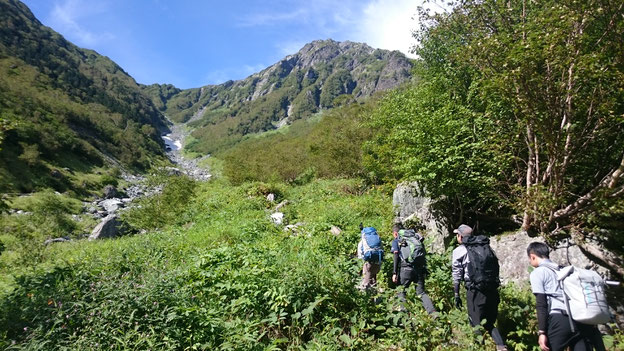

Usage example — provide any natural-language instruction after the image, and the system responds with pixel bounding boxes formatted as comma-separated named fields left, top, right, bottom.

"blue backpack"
left=361, top=227, right=384, bottom=263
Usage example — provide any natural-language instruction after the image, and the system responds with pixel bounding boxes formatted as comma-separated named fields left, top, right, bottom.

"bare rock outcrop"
left=489, top=231, right=609, bottom=287
left=89, top=215, right=126, bottom=240
left=102, top=184, right=117, bottom=199
left=392, top=182, right=451, bottom=253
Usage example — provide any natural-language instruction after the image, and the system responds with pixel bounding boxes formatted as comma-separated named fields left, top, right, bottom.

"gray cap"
left=453, top=224, right=473, bottom=237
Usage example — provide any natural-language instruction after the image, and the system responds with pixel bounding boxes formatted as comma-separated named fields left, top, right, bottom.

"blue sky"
left=21, top=0, right=444, bottom=89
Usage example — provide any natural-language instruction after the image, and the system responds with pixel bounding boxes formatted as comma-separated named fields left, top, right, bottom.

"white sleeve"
left=357, top=240, right=364, bottom=259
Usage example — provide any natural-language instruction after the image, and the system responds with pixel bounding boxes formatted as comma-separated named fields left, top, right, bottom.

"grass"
left=0, top=178, right=620, bottom=350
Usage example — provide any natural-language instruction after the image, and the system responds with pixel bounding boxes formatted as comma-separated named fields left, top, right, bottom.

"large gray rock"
left=89, top=215, right=125, bottom=240
left=99, top=199, right=123, bottom=214
left=392, top=182, right=451, bottom=253
left=489, top=231, right=609, bottom=287
left=102, top=185, right=117, bottom=199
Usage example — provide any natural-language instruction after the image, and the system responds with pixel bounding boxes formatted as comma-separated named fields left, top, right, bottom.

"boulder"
left=392, top=182, right=451, bottom=253
left=99, top=199, right=123, bottom=214
left=330, top=226, right=342, bottom=236
left=102, top=185, right=117, bottom=199
left=89, top=215, right=125, bottom=240
left=270, top=212, right=284, bottom=225
left=489, top=231, right=609, bottom=288
left=266, top=193, right=275, bottom=202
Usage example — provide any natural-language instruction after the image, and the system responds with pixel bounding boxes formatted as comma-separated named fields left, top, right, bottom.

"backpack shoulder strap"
left=361, top=234, right=371, bottom=251
left=542, top=264, right=576, bottom=332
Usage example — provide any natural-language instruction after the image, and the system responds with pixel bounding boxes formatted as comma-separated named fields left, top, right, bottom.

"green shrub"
left=121, top=173, right=196, bottom=231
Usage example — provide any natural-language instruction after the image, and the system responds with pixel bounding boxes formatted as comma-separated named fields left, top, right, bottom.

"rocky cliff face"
left=242, top=40, right=412, bottom=102
left=392, top=182, right=451, bottom=253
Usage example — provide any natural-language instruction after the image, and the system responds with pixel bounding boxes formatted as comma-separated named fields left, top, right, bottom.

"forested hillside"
left=0, top=0, right=168, bottom=194
left=142, top=40, right=412, bottom=154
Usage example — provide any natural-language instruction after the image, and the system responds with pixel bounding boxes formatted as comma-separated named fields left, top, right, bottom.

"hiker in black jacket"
left=451, top=224, right=508, bottom=351
left=391, top=224, right=437, bottom=315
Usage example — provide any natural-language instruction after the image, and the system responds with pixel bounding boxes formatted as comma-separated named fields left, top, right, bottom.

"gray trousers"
left=359, top=262, right=381, bottom=290
left=397, top=265, right=436, bottom=315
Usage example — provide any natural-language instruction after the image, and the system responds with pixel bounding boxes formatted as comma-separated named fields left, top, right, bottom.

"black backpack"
left=463, top=235, right=500, bottom=291
left=398, top=229, right=426, bottom=266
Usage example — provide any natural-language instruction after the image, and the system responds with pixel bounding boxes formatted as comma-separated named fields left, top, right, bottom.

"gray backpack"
left=398, top=229, right=426, bottom=265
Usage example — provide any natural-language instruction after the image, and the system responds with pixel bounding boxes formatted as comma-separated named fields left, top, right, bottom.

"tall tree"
left=410, top=0, right=624, bottom=274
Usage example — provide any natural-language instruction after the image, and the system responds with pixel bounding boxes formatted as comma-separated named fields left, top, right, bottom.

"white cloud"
left=353, top=0, right=450, bottom=57
left=353, top=0, right=420, bottom=57
left=237, top=8, right=307, bottom=27
left=233, top=0, right=445, bottom=58
left=48, top=0, right=114, bottom=46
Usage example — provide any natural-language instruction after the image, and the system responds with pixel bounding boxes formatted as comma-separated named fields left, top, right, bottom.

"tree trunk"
left=522, top=122, right=536, bottom=231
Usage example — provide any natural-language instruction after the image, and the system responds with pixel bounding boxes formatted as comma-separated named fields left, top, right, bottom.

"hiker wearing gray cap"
left=451, top=224, right=508, bottom=351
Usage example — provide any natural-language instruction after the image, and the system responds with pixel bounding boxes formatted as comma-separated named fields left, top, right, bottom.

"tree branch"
left=553, top=152, right=624, bottom=221
left=570, top=229, right=624, bottom=280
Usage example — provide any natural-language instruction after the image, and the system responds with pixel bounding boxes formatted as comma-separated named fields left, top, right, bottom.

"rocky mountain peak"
left=143, top=38, right=414, bottom=154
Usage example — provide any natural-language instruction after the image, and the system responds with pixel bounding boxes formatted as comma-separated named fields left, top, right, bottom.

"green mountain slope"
left=0, top=0, right=168, bottom=194
left=142, top=39, right=413, bottom=154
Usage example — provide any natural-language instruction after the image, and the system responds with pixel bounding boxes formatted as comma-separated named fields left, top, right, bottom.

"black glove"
left=454, top=295, right=462, bottom=308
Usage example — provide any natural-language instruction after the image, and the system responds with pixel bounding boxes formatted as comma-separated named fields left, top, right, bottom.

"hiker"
left=391, top=224, right=436, bottom=315
left=527, top=242, right=606, bottom=351
left=452, top=224, right=508, bottom=351
left=357, top=225, right=383, bottom=291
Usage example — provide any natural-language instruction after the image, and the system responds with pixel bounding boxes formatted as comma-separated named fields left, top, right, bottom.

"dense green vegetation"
left=2, top=178, right=622, bottom=350
left=1, top=0, right=623, bottom=349
left=0, top=57, right=165, bottom=194
left=221, top=98, right=375, bottom=185
left=0, top=178, right=589, bottom=350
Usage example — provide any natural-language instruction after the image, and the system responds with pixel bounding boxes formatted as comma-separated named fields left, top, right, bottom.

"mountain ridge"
left=142, top=39, right=413, bottom=154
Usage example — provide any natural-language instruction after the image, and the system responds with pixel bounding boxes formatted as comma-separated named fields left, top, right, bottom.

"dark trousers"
left=466, top=288, right=505, bottom=347
left=547, top=313, right=605, bottom=351
left=397, top=265, right=436, bottom=315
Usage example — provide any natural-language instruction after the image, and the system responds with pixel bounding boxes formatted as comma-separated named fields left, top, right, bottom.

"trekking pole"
left=605, top=280, right=620, bottom=286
